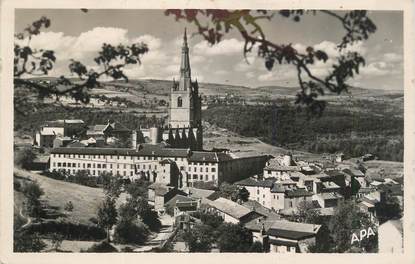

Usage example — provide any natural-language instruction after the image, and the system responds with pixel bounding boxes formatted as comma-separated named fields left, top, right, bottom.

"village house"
left=313, top=192, right=344, bottom=208
left=86, top=120, right=131, bottom=142
left=164, top=194, right=198, bottom=217
left=35, top=119, right=85, bottom=148
left=263, top=155, right=302, bottom=180
left=378, top=218, right=403, bottom=253
left=266, top=220, right=322, bottom=253
left=202, top=197, right=264, bottom=224
left=235, top=177, right=313, bottom=212
left=147, top=182, right=187, bottom=212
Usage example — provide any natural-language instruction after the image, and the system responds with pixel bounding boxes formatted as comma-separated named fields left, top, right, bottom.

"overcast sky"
left=15, top=9, right=403, bottom=90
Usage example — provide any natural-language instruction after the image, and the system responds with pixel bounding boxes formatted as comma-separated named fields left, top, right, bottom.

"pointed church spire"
left=183, top=27, right=188, bottom=46
left=180, top=28, right=191, bottom=80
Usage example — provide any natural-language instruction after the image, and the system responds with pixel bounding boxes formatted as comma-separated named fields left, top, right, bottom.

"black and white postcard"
left=1, top=0, right=414, bottom=264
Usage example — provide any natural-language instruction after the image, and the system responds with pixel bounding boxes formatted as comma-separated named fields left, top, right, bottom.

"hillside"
left=15, top=78, right=403, bottom=162
left=203, top=103, right=403, bottom=162
left=24, top=77, right=403, bottom=105
left=14, top=168, right=127, bottom=225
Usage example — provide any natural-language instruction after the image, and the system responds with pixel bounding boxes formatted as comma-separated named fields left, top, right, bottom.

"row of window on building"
left=52, top=161, right=217, bottom=173
left=52, top=162, right=158, bottom=170
left=51, top=154, right=218, bottom=167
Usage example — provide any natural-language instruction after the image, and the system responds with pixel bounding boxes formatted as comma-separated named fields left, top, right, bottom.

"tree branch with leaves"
left=165, top=9, right=376, bottom=115
left=14, top=16, right=149, bottom=113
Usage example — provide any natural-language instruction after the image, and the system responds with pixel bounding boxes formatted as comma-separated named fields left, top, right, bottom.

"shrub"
left=64, top=201, right=73, bottom=212
left=121, top=246, right=135, bottom=252
left=14, top=230, right=46, bottom=252
left=249, top=241, right=264, bottom=252
left=22, top=181, right=45, bottom=218
left=141, top=210, right=161, bottom=232
left=113, top=220, right=149, bottom=245
left=14, top=147, right=36, bottom=169
left=50, top=232, right=64, bottom=251
left=24, top=220, right=106, bottom=241
left=183, top=224, right=215, bottom=252
left=89, top=217, right=99, bottom=225
left=14, top=180, right=21, bottom=191
left=217, top=223, right=253, bottom=252
left=84, top=241, right=118, bottom=253
left=64, top=201, right=74, bottom=212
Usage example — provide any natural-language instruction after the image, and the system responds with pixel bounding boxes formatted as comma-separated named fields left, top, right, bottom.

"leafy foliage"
left=216, top=223, right=253, bottom=252
left=14, top=231, right=46, bottom=252
left=14, top=16, right=149, bottom=112
left=50, top=232, right=65, bottom=251
left=97, top=196, right=118, bottom=242
left=124, top=178, right=150, bottom=199
left=217, top=182, right=250, bottom=202
left=14, top=147, right=37, bottom=169
left=237, top=187, right=250, bottom=202
left=84, top=241, right=118, bottom=252
left=23, top=220, right=106, bottom=240
left=64, top=201, right=74, bottom=212
left=183, top=224, right=215, bottom=252
left=165, top=9, right=377, bottom=114
left=375, top=195, right=402, bottom=224
left=113, top=220, right=149, bottom=245
left=101, top=172, right=123, bottom=199
left=121, top=196, right=161, bottom=232
left=204, top=104, right=403, bottom=161
left=328, top=200, right=377, bottom=252
left=22, top=181, right=45, bottom=218
left=289, top=200, right=322, bottom=224
left=249, top=241, right=264, bottom=252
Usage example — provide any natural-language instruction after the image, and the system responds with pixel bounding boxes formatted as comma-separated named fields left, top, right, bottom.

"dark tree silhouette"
left=165, top=9, right=376, bottom=114
left=14, top=16, right=148, bottom=113
left=15, top=10, right=377, bottom=115
left=97, top=196, right=118, bottom=242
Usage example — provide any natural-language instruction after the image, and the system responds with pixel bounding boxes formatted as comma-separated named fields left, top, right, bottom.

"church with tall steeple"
left=165, top=28, right=203, bottom=150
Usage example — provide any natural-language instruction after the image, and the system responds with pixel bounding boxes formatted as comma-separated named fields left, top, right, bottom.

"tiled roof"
left=235, top=177, right=275, bottom=188
left=210, top=197, right=253, bottom=219
left=110, top=122, right=131, bottom=132
left=317, top=192, right=343, bottom=200
left=271, top=183, right=287, bottom=193
left=324, top=170, right=345, bottom=177
left=244, top=218, right=278, bottom=232
left=87, top=124, right=108, bottom=132
left=148, top=182, right=172, bottom=196
left=185, top=187, right=215, bottom=199
left=164, top=194, right=196, bottom=208
left=285, top=188, right=313, bottom=198
left=268, top=238, right=298, bottom=247
left=242, top=200, right=280, bottom=219
left=266, top=220, right=321, bottom=240
left=50, top=144, right=229, bottom=162
left=322, top=181, right=340, bottom=189
left=343, top=168, right=365, bottom=177
left=264, top=164, right=301, bottom=172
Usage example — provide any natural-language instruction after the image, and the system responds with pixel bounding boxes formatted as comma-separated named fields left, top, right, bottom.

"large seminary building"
left=49, top=30, right=270, bottom=188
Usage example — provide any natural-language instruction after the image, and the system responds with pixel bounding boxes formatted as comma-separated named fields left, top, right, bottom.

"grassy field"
left=364, top=160, right=404, bottom=180
left=14, top=168, right=127, bottom=225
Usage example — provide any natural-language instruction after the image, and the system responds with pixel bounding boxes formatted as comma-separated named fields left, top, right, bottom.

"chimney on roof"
left=261, top=222, right=266, bottom=235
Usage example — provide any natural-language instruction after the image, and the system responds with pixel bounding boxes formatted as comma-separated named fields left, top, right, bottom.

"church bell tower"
left=168, top=28, right=202, bottom=150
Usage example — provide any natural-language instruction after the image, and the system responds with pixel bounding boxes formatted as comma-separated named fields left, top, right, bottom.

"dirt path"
left=19, top=207, right=32, bottom=228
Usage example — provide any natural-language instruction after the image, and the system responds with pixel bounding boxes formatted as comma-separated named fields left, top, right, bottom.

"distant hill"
left=24, top=77, right=403, bottom=102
